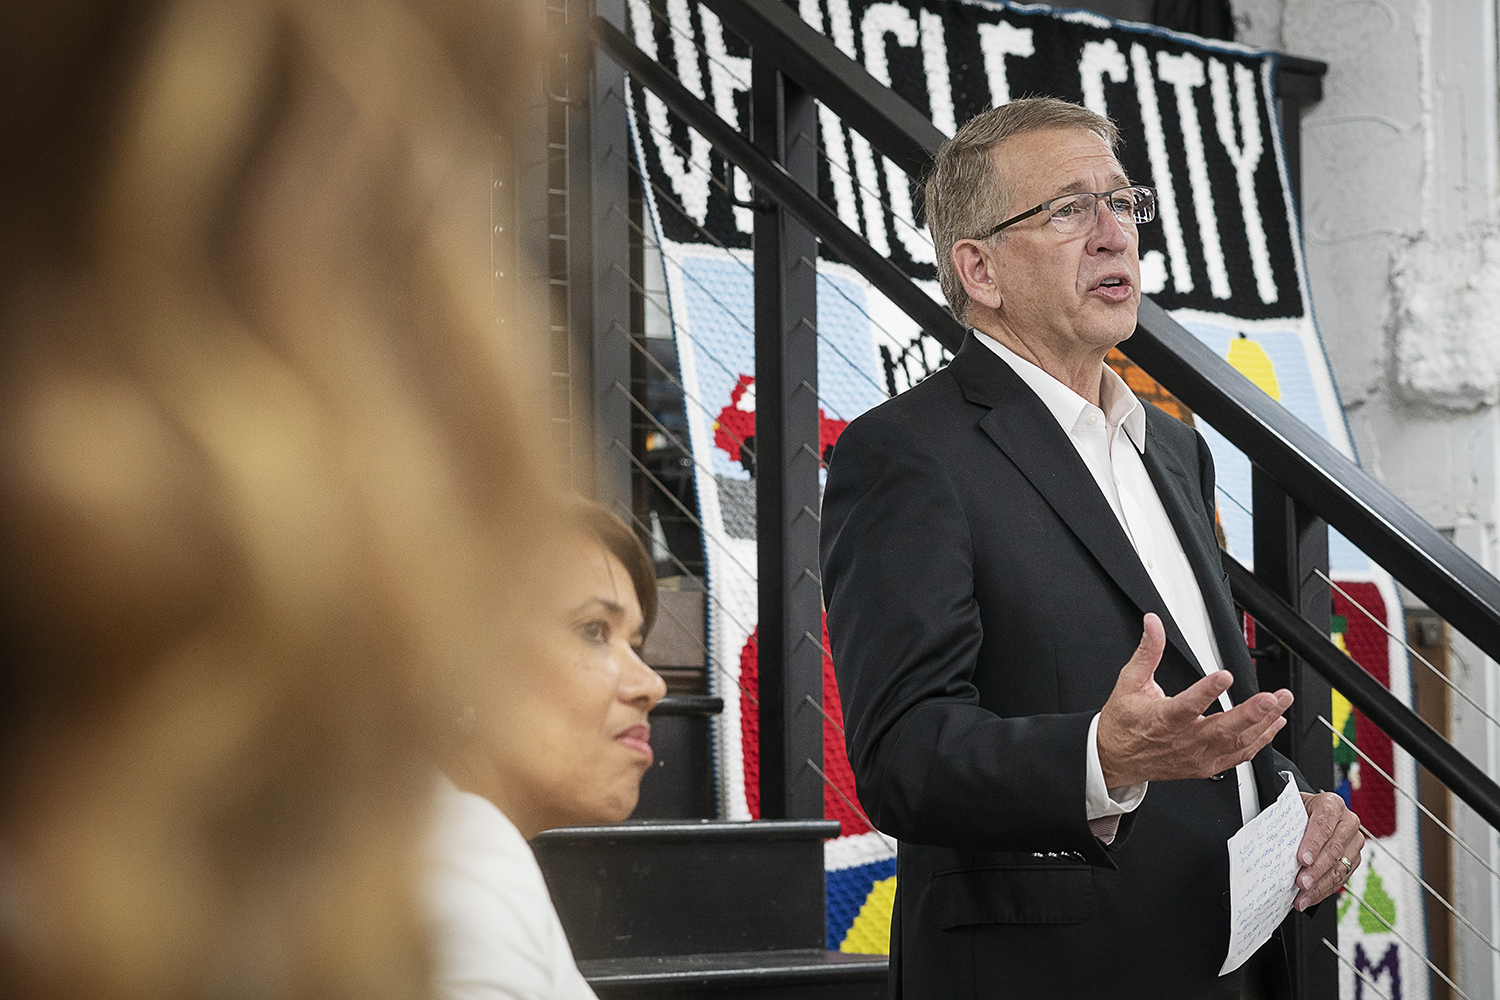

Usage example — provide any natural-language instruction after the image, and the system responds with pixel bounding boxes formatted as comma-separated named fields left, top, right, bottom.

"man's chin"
left=1082, top=310, right=1140, bottom=350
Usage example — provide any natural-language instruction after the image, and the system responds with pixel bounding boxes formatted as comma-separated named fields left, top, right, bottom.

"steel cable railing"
left=596, top=13, right=965, bottom=349
left=1313, top=566, right=1500, bottom=738
left=1357, top=814, right=1497, bottom=954
left=615, top=363, right=756, bottom=528
left=1225, top=556, right=1500, bottom=833
left=620, top=57, right=927, bottom=412
left=1311, top=713, right=1500, bottom=885
left=612, top=0, right=966, bottom=417
left=616, top=150, right=885, bottom=424
left=805, top=756, right=894, bottom=851
left=642, top=0, right=948, bottom=383
left=618, top=504, right=760, bottom=708
left=1308, top=715, right=1493, bottom=994
left=593, top=4, right=1500, bottom=993
left=1334, top=881, right=1470, bottom=999
left=1323, top=938, right=1394, bottom=1000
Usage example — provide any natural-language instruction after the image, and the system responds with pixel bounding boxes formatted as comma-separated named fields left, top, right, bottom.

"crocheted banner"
left=623, top=0, right=1423, bottom=992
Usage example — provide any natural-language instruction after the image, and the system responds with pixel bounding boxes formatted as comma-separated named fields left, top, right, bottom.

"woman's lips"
left=616, top=723, right=654, bottom=764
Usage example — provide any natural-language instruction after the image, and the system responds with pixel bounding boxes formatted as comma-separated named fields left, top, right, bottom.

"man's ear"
left=952, top=239, right=1004, bottom=312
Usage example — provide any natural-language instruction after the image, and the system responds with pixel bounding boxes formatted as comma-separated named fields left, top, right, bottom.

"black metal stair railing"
left=592, top=16, right=962, bottom=348
left=594, top=12, right=1500, bottom=830
left=591, top=3, right=1500, bottom=994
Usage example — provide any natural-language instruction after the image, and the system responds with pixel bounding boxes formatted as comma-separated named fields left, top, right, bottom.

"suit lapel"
left=949, top=336, right=1204, bottom=690
left=1139, top=408, right=1261, bottom=705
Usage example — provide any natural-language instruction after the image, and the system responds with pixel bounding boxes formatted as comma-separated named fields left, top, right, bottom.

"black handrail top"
left=1226, top=553, right=1500, bottom=833
left=593, top=15, right=965, bottom=346
left=651, top=695, right=725, bottom=716
left=596, top=12, right=1500, bottom=663
left=533, top=819, right=843, bottom=844
left=1128, top=298, right=1500, bottom=668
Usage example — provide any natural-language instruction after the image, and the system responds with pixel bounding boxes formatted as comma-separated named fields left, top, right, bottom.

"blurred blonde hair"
left=0, top=1, right=553, bottom=998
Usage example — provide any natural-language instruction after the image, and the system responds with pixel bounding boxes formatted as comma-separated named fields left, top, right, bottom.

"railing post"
left=752, top=54, right=824, bottom=820
left=1252, top=466, right=1337, bottom=998
left=583, top=0, right=634, bottom=508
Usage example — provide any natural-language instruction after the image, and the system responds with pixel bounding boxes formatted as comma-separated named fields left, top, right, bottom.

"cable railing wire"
left=625, top=64, right=966, bottom=412
left=616, top=438, right=762, bottom=584
left=1313, top=714, right=1500, bottom=884
left=1358, top=820, right=1499, bottom=954
left=807, top=255, right=939, bottom=395
left=640, top=83, right=929, bottom=358
left=613, top=177, right=868, bottom=427
left=802, top=127, right=935, bottom=247
left=609, top=310, right=756, bottom=463
left=615, top=378, right=756, bottom=527
left=805, top=757, right=893, bottom=852
left=805, top=692, right=844, bottom=737
left=617, top=483, right=760, bottom=671
left=620, top=507, right=760, bottom=708
left=793, top=264, right=907, bottom=403
left=625, top=81, right=939, bottom=404
left=1313, top=565, right=1500, bottom=736
left=639, top=1, right=752, bottom=92
left=1337, top=882, right=1471, bottom=1000
left=612, top=255, right=848, bottom=476
left=1320, top=938, right=1393, bottom=1000
left=606, top=250, right=759, bottom=442
left=629, top=0, right=918, bottom=281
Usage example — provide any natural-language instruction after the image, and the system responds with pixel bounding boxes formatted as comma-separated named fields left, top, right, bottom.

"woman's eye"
left=577, top=620, right=609, bottom=644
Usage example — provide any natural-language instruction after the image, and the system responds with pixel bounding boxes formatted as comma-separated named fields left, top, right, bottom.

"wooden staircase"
left=532, top=696, right=888, bottom=998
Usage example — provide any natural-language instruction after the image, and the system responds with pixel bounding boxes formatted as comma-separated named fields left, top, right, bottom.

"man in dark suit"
left=820, top=98, right=1363, bottom=999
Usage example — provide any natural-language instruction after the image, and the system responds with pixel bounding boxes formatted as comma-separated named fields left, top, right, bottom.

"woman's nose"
left=621, top=645, right=668, bottom=710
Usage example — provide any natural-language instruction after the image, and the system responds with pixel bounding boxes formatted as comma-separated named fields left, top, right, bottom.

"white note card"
left=1220, top=772, right=1307, bottom=976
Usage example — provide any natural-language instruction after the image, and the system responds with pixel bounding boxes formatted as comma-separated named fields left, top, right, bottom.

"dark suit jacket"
left=820, top=332, right=1306, bottom=999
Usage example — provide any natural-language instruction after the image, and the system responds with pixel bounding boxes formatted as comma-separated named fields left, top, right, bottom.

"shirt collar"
left=974, top=330, right=1146, bottom=453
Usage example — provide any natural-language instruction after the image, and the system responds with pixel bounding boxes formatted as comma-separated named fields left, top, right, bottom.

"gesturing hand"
left=1097, top=614, right=1294, bottom=788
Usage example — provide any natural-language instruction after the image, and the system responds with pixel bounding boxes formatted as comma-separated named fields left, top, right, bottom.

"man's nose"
left=1088, top=199, right=1131, bottom=253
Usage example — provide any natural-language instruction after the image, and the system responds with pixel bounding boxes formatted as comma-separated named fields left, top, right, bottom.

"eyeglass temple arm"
left=974, top=203, right=1046, bottom=241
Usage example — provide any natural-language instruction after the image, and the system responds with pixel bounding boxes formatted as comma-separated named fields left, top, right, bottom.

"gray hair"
left=925, top=98, right=1121, bottom=324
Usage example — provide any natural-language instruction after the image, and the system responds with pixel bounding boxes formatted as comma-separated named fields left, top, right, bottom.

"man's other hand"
left=1294, top=792, right=1364, bottom=910
left=1097, top=614, right=1293, bottom=788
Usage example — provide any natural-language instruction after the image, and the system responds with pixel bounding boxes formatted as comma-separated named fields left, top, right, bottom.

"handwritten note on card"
left=1220, top=773, right=1307, bottom=976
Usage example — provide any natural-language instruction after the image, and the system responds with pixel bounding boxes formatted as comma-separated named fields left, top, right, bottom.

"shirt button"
left=1086, top=413, right=1100, bottom=427
left=1147, top=557, right=1155, bottom=570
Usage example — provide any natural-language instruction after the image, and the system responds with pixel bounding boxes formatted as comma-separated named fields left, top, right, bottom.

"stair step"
left=581, top=949, right=887, bottom=999
left=534, top=819, right=839, bottom=959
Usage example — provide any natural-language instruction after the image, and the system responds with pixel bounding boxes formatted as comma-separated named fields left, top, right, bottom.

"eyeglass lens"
left=1050, top=187, right=1155, bottom=233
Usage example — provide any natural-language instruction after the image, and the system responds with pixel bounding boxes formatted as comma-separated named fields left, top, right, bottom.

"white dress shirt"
left=976, top=332, right=1261, bottom=831
left=426, top=776, right=599, bottom=1000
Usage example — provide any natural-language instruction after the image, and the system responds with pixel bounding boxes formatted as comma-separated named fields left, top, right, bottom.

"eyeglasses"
left=971, top=185, right=1157, bottom=240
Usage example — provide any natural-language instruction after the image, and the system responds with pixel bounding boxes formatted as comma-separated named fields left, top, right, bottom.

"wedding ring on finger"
left=1338, top=856, right=1354, bottom=881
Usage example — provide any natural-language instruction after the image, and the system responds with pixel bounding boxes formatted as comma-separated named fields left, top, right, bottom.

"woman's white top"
left=425, top=777, right=598, bottom=1000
